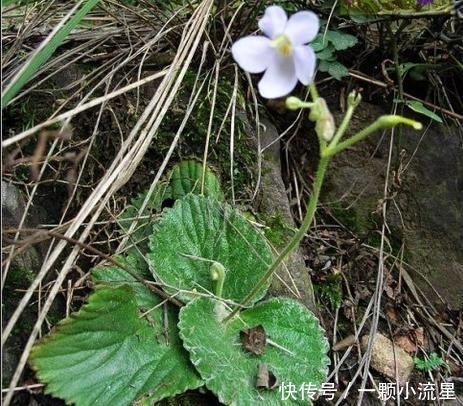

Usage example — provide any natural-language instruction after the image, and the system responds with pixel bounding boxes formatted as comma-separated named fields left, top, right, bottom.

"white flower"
left=231, top=5, right=319, bottom=99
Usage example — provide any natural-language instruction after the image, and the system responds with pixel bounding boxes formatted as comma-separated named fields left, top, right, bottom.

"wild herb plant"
left=414, top=352, right=447, bottom=372
left=335, top=0, right=451, bottom=123
left=312, top=29, right=358, bottom=80
left=30, top=160, right=330, bottom=406
left=30, top=4, right=422, bottom=406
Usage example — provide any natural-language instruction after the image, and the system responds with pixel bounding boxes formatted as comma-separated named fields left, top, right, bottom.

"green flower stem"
left=223, top=87, right=421, bottom=322
left=309, top=81, right=319, bottom=100
left=327, top=96, right=357, bottom=148
left=224, top=82, right=328, bottom=322
left=225, top=154, right=331, bottom=321
left=323, top=115, right=422, bottom=158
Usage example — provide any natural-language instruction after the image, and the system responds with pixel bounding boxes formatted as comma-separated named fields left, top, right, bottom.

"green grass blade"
left=1, top=0, right=101, bottom=109
left=2, top=0, right=19, bottom=7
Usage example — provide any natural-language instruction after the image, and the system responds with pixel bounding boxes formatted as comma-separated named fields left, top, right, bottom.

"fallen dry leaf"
left=394, top=327, right=425, bottom=354
left=240, top=325, right=267, bottom=355
left=256, top=363, right=278, bottom=390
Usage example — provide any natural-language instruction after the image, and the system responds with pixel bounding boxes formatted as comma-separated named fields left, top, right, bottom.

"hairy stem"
left=225, top=154, right=330, bottom=321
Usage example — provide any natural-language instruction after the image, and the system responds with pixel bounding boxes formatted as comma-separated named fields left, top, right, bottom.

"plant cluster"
left=312, top=29, right=358, bottom=81
left=414, top=352, right=447, bottom=372
left=2, top=1, right=434, bottom=405
left=30, top=160, right=331, bottom=406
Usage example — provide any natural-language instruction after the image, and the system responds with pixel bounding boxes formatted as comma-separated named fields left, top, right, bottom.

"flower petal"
left=285, top=11, right=319, bottom=45
left=293, top=45, right=316, bottom=85
left=258, top=5, right=287, bottom=39
left=258, top=55, right=297, bottom=99
left=231, top=36, right=273, bottom=73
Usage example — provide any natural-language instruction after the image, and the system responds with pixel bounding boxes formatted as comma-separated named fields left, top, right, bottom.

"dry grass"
left=2, top=1, right=225, bottom=403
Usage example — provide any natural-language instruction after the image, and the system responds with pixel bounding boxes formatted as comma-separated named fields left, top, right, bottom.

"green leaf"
left=315, top=47, right=335, bottom=61
left=30, top=284, right=203, bottom=406
left=327, top=61, right=350, bottom=80
left=168, top=159, right=223, bottom=200
left=398, top=62, right=422, bottom=76
left=118, top=160, right=222, bottom=260
left=318, top=60, right=349, bottom=80
left=311, top=34, right=328, bottom=52
left=179, top=297, right=330, bottom=406
left=92, top=255, right=153, bottom=304
left=325, top=30, right=358, bottom=51
left=318, top=59, right=330, bottom=73
left=149, top=194, right=273, bottom=304
left=406, top=101, right=442, bottom=123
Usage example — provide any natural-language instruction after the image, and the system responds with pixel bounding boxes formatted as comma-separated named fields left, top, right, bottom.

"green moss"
left=6, top=249, right=40, bottom=288
left=314, top=273, right=343, bottom=310
left=261, top=213, right=296, bottom=248
left=414, top=352, right=446, bottom=372
left=330, top=200, right=379, bottom=234
left=155, top=69, right=256, bottom=201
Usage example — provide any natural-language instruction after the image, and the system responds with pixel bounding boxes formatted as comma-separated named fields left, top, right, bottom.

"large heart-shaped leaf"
left=118, top=160, right=222, bottom=261
left=178, top=297, right=330, bottom=405
left=149, top=194, right=273, bottom=304
left=30, top=263, right=203, bottom=406
left=168, top=159, right=223, bottom=201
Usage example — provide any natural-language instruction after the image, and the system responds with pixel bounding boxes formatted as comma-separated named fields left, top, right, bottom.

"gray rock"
left=361, top=333, right=415, bottom=385
left=2, top=180, right=42, bottom=386
left=324, top=103, right=463, bottom=308
left=253, top=116, right=316, bottom=311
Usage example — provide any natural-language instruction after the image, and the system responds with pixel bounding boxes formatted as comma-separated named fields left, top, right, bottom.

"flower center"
left=271, top=34, right=292, bottom=57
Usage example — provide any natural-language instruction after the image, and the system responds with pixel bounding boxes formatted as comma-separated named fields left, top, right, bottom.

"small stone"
left=361, top=333, right=414, bottom=385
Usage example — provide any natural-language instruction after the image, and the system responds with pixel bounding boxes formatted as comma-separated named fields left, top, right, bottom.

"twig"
left=348, top=70, right=463, bottom=121
left=3, top=227, right=183, bottom=308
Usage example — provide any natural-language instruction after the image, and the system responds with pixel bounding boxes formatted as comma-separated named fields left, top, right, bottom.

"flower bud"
left=316, top=115, right=336, bottom=142
left=378, top=115, right=423, bottom=130
left=347, top=91, right=362, bottom=107
left=285, top=96, right=303, bottom=110
left=310, top=98, right=336, bottom=141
